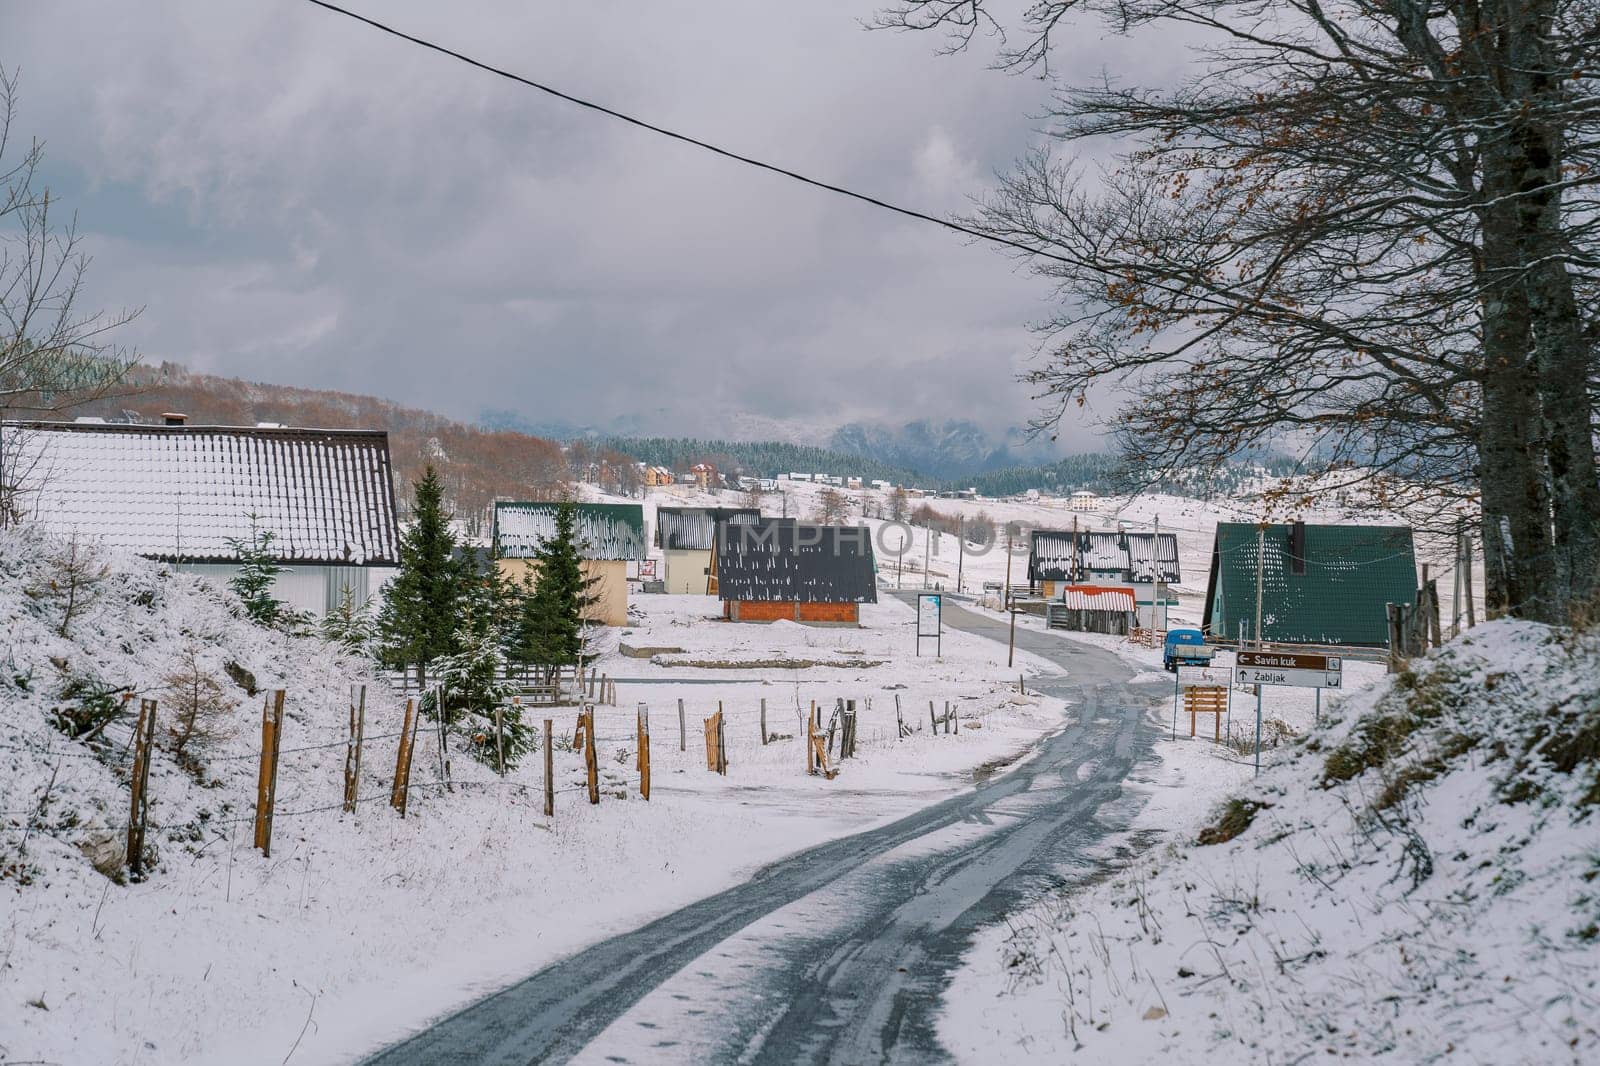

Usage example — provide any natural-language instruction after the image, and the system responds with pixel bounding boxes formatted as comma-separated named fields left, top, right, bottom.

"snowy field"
left=0, top=527, right=1069, bottom=1066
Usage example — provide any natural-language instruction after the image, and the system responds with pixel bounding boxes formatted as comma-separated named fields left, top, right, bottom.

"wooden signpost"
left=1235, top=652, right=1343, bottom=774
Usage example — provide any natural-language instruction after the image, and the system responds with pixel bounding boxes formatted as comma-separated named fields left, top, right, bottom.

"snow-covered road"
left=363, top=600, right=1165, bottom=1065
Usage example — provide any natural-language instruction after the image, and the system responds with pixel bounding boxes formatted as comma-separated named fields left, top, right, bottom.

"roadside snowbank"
left=941, top=620, right=1600, bottom=1063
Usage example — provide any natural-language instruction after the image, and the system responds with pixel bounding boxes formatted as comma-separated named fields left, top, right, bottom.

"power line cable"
left=298, top=0, right=1075, bottom=266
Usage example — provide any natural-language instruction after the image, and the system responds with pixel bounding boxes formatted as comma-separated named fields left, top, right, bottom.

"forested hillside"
left=598, top=436, right=928, bottom=485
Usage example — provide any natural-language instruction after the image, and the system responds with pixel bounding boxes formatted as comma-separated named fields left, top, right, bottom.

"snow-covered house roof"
left=493, top=501, right=646, bottom=561
left=655, top=507, right=760, bottom=551
left=1028, top=528, right=1181, bottom=584
left=1126, top=532, right=1181, bottom=582
left=1078, top=531, right=1127, bottom=573
left=713, top=519, right=878, bottom=603
left=1029, top=530, right=1079, bottom=583
left=3, top=421, right=399, bottom=565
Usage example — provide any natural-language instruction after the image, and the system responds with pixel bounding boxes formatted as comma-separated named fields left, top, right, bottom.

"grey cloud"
left=8, top=0, right=1126, bottom=451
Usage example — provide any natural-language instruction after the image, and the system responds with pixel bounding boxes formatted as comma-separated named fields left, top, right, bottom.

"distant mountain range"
left=482, top=409, right=1068, bottom=481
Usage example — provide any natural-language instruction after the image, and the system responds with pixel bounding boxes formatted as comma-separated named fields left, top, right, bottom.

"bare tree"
left=888, top=485, right=910, bottom=522
left=876, top=0, right=1600, bottom=622
left=742, top=483, right=765, bottom=511
left=814, top=487, right=850, bottom=525
left=0, top=67, right=141, bottom=525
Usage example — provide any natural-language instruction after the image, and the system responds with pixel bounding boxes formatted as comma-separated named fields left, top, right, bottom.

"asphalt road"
left=364, top=599, right=1159, bottom=1066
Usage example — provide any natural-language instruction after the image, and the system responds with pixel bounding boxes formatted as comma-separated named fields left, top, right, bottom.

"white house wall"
left=177, top=563, right=395, bottom=618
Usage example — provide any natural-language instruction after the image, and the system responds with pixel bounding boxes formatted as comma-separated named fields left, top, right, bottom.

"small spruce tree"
left=377, top=467, right=465, bottom=691
left=226, top=517, right=287, bottom=627
left=319, top=583, right=373, bottom=654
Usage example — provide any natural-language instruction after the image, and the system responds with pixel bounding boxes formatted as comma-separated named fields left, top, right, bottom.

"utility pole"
left=1006, top=523, right=1017, bottom=668
left=1254, top=523, right=1266, bottom=648
left=1461, top=520, right=1476, bottom=629
left=923, top=526, right=930, bottom=590
left=1071, top=514, right=1079, bottom=585
left=956, top=517, right=965, bottom=595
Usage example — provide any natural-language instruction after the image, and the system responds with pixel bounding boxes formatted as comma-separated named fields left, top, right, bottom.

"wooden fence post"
left=760, top=698, right=768, bottom=745
left=543, top=717, right=555, bottom=817
left=895, top=694, right=905, bottom=739
left=638, top=703, right=651, bottom=800
left=493, top=700, right=507, bottom=777
left=806, top=702, right=816, bottom=774
left=929, top=699, right=937, bottom=733
left=952, top=700, right=959, bottom=735
left=127, top=698, right=156, bottom=878
left=577, top=707, right=600, bottom=805
left=254, top=689, right=285, bottom=857
left=678, top=698, right=686, bottom=752
left=391, top=697, right=417, bottom=816
left=343, top=684, right=366, bottom=813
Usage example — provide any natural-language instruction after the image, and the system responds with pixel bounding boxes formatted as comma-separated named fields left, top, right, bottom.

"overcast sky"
left=6, top=1, right=1169, bottom=448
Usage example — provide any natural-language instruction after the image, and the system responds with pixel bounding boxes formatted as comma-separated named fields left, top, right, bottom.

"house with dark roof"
left=2, top=419, right=400, bottom=616
left=654, top=506, right=759, bottom=595
left=1203, top=521, right=1417, bottom=646
left=492, top=501, right=647, bottom=626
left=1029, top=528, right=1180, bottom=629
left=712, top=518, right=877, bottom=624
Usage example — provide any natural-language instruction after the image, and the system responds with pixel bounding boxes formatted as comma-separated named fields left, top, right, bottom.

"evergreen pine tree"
left=512, top=502, right=600, bottom=679
left=434, top=576, right=530, bottom=769
left=377, top=467, right=465, bottom=690
left=226, top=516, right=287, bottom=628
left=319, top=583, right=373, bottom=654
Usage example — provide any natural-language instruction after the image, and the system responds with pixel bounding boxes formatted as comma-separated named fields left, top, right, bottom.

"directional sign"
left=1178, top=665, right=1233, bottom=687
left=1237, top=665, right=1342, bottom=689
left=1237, top=651, right=1342, bottom=672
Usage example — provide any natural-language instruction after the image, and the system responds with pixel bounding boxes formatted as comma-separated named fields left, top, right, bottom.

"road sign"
left=1177, top=665, right=1233, bottom=687
left=1237, top=651, right=1342, bottom=671
left=1236, top=665, right=1342, bottom=688
left=916, top=593, right=942, bottom=657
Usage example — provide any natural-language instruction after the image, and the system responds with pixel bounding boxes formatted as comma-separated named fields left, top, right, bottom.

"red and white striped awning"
left=1058, top=588, right=1136, bottom=613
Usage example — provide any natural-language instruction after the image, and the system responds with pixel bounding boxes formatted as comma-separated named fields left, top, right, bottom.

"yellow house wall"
left=495, top=557, right=630, bottom=627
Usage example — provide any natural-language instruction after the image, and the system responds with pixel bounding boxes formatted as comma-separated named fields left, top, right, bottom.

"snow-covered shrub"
left=159, top=643, right=238, bottom=766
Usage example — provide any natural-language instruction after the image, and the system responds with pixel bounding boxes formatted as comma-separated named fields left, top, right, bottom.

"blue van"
left=1163, top=627, right=1215, bottom=671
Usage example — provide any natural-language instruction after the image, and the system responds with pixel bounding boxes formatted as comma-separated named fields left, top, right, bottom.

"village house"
left=2, top=418, right=400, bottom=616
left=1028, top=527, right=1181, bottom=631
left=1203, top=521, right=1418, bottom=646
left=655, top=506, right=759, bottom=594
left=492, top=501, right=647, bottom=626
left=1069, top=489, right=1100, bottom=511
left=713, top=517, right=877, bottom=624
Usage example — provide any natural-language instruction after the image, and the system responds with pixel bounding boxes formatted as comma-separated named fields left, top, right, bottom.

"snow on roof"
left=655, top=507, right=760, bottom=551
left=4, top=421, right=399, bottom=565
left=1078, top=531, right=1127, bottom=572
left=1126, top=532, right=1181, bottom=582
left=493, top=501, right=647, bottom=560
left=713, top=519, right=878, bottom=603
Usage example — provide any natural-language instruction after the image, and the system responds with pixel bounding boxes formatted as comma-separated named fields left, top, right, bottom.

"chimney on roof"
left=162, top=412, right=188, bottom=426
left=1289, top=520, right=1307, bottom=576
